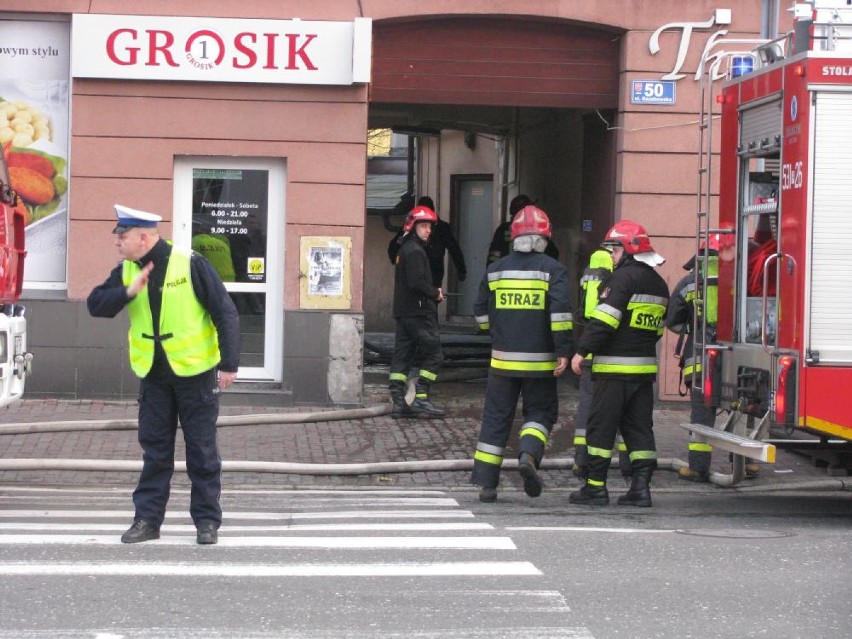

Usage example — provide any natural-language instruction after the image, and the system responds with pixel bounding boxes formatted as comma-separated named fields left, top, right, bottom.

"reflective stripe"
left=474, top=450, right=503, bottom=466
left=630, top=294, right=668, bottom=306
left=573, top=435, right=587, bottom=445
left=688, top=442, right=713, bottom=452
left=389, top=372, right=407, bottom=383
left=520, top=421, right=549, bottom=444
left=629, top=450, right=657, bottom=462
left=551, top=311, right=574, bottom=331
left=418, top=369, right=438, bottom=382
left=488, top=269, right=551, bottom=283
left=478, top=322, right=490, bottom=331
left=588, top=446, right=613, bottom=460
left=491, top=350, right=557, bottom=371
left=590, top=303, right=621, bottom=329
left=587, top=478, right=606, bottom=487
left=617, top=441, right=627, bottom=452
left=492, top=350, right=554, bottom=362
left=592, top=355, right=658, bottom=375
left=491, top=358, right=556, bottom=372
left=477, top=443, right=505, bottom=455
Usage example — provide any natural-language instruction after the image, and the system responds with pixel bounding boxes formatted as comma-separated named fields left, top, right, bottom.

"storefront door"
left=173, top=157, right=285, bottom=381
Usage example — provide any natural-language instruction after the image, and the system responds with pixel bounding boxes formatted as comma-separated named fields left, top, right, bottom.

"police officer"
left=88, top=205, right=240, bottom=544
left=572, top=247, right=631, bottom=482
left=388, top=205, right=445, bottom=418
left=488, top=194, right=559, bottom=264
left=569, top=220, right=669, bottom=507
left=472, top=205, right=573, bottom=502
left=666, top=229, right=757, bottom=481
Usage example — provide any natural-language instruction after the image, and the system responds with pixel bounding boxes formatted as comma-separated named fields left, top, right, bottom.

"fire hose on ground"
left=1, top=406, right=849, bottom=492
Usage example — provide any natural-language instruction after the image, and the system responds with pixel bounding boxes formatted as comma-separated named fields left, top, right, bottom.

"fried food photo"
left=9, top=166, right=56, bottom=206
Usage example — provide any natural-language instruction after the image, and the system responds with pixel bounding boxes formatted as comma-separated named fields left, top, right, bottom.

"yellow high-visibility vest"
left=122, top=248, right=220, bottom=377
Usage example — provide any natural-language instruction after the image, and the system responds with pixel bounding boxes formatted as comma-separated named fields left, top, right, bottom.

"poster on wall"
left=190, top=168, right=269, bottom=285
left=0, top=19, right=71, bottom=287
left=300, top=236, right=351, bottom=309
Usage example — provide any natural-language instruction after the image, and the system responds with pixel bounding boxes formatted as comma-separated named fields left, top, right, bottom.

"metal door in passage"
left=451, top=175, right=493, bottom=317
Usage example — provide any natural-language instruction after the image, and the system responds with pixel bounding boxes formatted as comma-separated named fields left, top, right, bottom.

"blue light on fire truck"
left=731, top=55, right=755, bottom=77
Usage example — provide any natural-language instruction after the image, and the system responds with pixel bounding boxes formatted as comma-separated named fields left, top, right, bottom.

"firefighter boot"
left=389, top=380, right=414, bottom=419
left=410, top=381, right=445, bottom=418
left=518, top=452, right=543, bottom=498
left=678, top=466, right=710, bottom=483
left=679, top=448, right=711, bottom=482
left=617, top=465, right=653, bottom=507
left=568, top=481, right=609, bottom=506
left=479, top=486, right=498, bottom=503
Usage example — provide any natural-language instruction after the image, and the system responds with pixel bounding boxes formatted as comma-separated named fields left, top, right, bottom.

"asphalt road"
left=0, top=483, right=850, bottom=638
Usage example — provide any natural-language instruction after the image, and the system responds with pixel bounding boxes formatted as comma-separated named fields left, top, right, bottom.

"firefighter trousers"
left=585, top=377, right=657, bottom=488
left=573, top=359, right=631, bottom=477
left=134, top=368, right=222, bottom=528
left=471, top=373, right=558, bottom=489
left=686, top=383, right=715, bottom=474
left=389, top=315, right=443, bottom=392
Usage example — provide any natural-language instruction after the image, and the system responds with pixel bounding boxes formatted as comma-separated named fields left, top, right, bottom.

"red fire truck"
left=688, top=0, right=852, bottom=482
left=0, top=145, right=31, bottom=406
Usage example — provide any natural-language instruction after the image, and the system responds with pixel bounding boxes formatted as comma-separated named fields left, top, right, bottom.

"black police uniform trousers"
left=471, top=373, right=558, bottom=489
left=585, top=377, right=657, bottom=486
left=134, top=367, right=222, bottom=528
left=389, top=315, right=443, bottom=383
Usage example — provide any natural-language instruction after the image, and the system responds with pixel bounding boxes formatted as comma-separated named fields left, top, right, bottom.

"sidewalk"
left=0, top=377, right=841, bottom=493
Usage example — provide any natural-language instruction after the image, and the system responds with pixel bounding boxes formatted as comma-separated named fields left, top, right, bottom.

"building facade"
left=1, top=1, right=779, bottom=405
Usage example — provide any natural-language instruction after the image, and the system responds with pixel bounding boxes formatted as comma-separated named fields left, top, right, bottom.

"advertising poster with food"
left=0, top=19, right=70, bottom=286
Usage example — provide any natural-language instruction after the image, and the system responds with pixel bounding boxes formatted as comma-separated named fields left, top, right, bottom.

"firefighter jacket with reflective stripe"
left=474, top=250, right=573, bottom=377
left=576, top=256, right=669, bottom=382
left=393, top=234, right=441, bottom=318
left=665, top=256, right=718, bottom=379
left=123, top=247, right=220, bottom=378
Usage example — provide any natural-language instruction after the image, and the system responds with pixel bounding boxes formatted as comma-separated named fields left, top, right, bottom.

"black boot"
left=617, top=466, right=653, bottom=507
left=389, top=380, right=414, bottom=419
left=569, top=483, right=609, bottom=506
left=518, top=452, right=543, bottom=497
left=411, top=380, right=444, bottom=418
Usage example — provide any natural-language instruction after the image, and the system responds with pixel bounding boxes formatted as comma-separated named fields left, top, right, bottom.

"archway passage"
left=370, top=17, right=620, bottom=108
left=365, top=17, right=622, bottom=331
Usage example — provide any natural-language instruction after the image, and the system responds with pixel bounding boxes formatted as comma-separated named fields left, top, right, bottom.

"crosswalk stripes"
left=0, top=486, right=595, bottom=638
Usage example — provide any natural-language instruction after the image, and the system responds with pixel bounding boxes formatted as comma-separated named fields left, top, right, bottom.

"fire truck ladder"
left=684, top=41, right=777, bottom=484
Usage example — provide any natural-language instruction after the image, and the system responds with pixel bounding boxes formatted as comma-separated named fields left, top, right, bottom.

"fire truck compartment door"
left=739, top=99, right=782, bottom=154
left=809, top=92, right=852, bottom=365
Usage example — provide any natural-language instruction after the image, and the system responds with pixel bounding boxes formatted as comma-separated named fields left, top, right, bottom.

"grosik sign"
left=71, top=14, right=372, bottom=85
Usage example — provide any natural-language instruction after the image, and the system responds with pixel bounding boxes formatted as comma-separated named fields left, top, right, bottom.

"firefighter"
left=488, top=194, right=559, bottom=264
left=388, top=196, right=467, bottom=288
left=667, top=229, right=757, bottom=480
left=388, top=205, right=446, bottom=419
left=471, top=205, right=573, bottom=502
left=666, top=233, right=723, bottom=482
left=87, top=205, right=240, bottom=544
left=569, top=220, right=669, bottom=507
left=572, top=247, right=632, bottom=482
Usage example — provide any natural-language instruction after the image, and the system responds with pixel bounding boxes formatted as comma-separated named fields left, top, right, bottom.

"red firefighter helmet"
left=510, top=205, right=552, bottom=239
left=402, top=205, right=438, bottom=232
left=601, top=219, right=655, bottom=254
